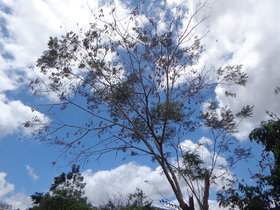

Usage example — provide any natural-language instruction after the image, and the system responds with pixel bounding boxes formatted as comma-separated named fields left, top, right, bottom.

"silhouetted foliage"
left=29, top=165, right=93, bottom=210
left=218, top=114, right=280, bottom=209
left=26, top=2, right=253, bottom=209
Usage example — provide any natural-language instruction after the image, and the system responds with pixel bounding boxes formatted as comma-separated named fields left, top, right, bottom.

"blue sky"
left=0, top=0, right=280, bottom=209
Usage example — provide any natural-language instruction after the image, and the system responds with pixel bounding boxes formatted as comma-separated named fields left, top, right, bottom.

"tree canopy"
left=26, top=2, right=253, bottom=210
left=29, top=165, right=93, bottom=210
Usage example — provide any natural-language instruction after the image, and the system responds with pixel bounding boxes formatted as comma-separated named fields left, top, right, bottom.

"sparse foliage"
left=99, top=188, right=155, bottom=210
left=26, top=2, right=253, bottom=209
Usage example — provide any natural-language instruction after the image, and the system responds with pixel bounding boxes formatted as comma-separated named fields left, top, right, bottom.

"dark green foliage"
left=249, top=119, right=280, bottom=206
left=182, top=151, right=205, bottom=180
left=200, top=102, right=238, bottom=134
left=249, top=120, right=280, bottom=166
left=217, top=182, right=271, bottom=210
left=218, top=119, right=280, bottom=209
left=29, top=165, right=93, bottom=210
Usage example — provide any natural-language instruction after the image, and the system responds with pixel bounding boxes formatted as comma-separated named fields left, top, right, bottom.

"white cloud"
left=0, top=173, right=14, bottom=198
left=0, top=0, right=278, bottom=142
left=208, top=199, right=230, bottom=210
left=83, top=162, right=173, bottom=206
left=199, top=0, right=280, bottom=140
left=83, top=158, right=231, bottom=208
left=0, top=94, right=48, bottom=138
left=199, top=136, right=212, bottom=145
left=83, top=139, right=232, bottom=207
left=4, top=193, right=32, bottom=210
left=0, top=0, right=132, bottom=137
left=180, top=139, right=228, bottom=168
left=0, top=172, right=31, bottom=209
left=1, top=0, right=274, bottom=209
left=164, top=0, right=280, bottom=140
left=26, top=165, right=39, bottom=181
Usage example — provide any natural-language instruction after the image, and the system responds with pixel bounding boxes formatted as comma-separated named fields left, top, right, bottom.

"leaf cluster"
left=218, top=119, right=280, bottom=209
left=29, top=165, right=93, bottom=210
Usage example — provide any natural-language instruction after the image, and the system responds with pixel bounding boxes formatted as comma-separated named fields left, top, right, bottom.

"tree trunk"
left=189, top=196, right=195, bottom=210
left=180, top=202, right=190, bottom=210
left=159, top=159, right=190, bottom=210
left=202, top=170, right=210, bottom=210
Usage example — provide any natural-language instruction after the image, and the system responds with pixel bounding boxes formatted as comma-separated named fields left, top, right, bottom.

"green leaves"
left=217, top=64, right=247, bottom=86
left=181, top=151, right=205, bottom=180
left=217, top=182, right=271, bottom=210
left=201, top=103, right=237, bottom=133
left=236, top=105, right=254, bottom=118
left=218, top=118, right=280, bottom=209
left=29, top=165, right=92, bottom=210
left=249, top=120, right=280, bottom=153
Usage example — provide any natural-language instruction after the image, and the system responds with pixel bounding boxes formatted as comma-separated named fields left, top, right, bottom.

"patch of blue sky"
left=1, top=51, right=14, bottom=60
left=0, top=19, right=9, bottom=39
left=0, top=4, right=14, bottom=60
left=222, top=52, right=234, bottom=62
left=0, top=2, right=12, bottom=15
left=0, top=133, right=62, bottom=196
left=0, top=3, right=11, bottom=38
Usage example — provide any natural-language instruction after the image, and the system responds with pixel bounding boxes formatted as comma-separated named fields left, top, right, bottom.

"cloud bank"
left=1, top=0, right=279, bottom=140
left=83, top=137, right=230, bottom=208
left=202, top=0, right=280, bottom=139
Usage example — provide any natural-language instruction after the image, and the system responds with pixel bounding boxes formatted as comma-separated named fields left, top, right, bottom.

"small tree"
left=26, top=2, right=252, bottom=209
left=217, top=117, right=280, bottom=209
left=29, top=165, right=93, bottom=210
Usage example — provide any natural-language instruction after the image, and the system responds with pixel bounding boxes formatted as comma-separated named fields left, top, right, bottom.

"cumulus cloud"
left=83, top=159, right=229, bottom=209
left=26, top=165, right=39, bottom=181
left=2, top=0, right=277, bottom=142
left=83, top=162, right=172, bottom=206
left=179, top=138, right=231, bottom=192
left=208, top=199, right=229, bottom=210
left=0, top=172, right=31, bottom=209
left=0, top=172, right=14, bottom=198
left=0, top=0, right=132, bottom=138
left=4, top=193, right=32, bottom=210
left=198, top=136, right=212, bottom=145
left=164, top=0, right=280, bottom=140
left=0, top=94, right=48, bottom=138
left=0, top=0, right=267, bottom=207
left=201, top=0, right=280, bottom=140
left=82, top=138, right=231, bottom=207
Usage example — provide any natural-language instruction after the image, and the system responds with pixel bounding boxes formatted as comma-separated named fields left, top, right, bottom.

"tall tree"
left=29, top=165, right=93, bottom=210
left=26, top=2, right=252, bottom=209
